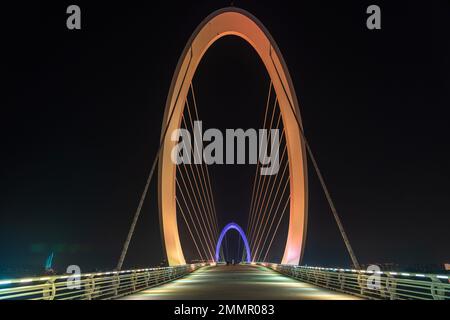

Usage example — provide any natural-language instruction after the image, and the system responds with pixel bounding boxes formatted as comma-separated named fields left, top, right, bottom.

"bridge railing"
left=0, top=263, right=208, bottom=300
left=259, top=263, right=450, bottom=300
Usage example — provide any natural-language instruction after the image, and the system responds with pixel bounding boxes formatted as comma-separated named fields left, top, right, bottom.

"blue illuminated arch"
left=215, top=222, right=251, bottom=263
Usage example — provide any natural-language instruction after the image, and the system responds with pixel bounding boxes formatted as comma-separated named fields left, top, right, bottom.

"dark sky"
left=1, top=1, right=449, bottom=276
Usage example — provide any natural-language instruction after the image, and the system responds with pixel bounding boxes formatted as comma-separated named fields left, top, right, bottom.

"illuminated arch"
left=158, top=7, right=308, bottom=266
left=215, top=223, right=251, bottom=263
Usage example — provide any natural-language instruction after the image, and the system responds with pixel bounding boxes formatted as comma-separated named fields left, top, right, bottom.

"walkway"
left=122, top=265, right=360, bottom=300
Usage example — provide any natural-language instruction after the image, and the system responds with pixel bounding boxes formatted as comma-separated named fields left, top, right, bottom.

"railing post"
left=131, top=271, right=137, bottom=292
left=338, top=271, right=346, bottom=291
left=312, top=269, right=318, bottom=284
left=299, top=267, right=306, bottom=280
left=305, top=269, right=311, bottom=282
left=430, top=276, right=445, bottom=300
left=145, top=271, right=151, bottom=288
left=42, top=279, right=56, bottom=300
left=357, top=272, right=365, bottom=296
left=84, top=276, right=95, bottom=300
left=324, top=272, right=330, bottom=289
left=385, top=274, right=397, bottom=300
left=112, top=274, right=120, bottom=297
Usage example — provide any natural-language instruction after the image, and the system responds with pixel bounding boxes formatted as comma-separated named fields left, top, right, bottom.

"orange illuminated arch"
left=158, top=7, right=308, bottom=266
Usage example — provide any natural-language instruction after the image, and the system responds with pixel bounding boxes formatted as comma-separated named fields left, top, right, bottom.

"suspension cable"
left=176, top=179, right=210, bottom=260
left=247, top=81, right=272, bottom=236
left=250, top=131, right=286, bottom=248
left=177, top=166, right=215, bottom=260
left=270, top=54, right=360, bottom=269
left=260, top=195, right=291, bottom=262
left=180, top=114, right=217, bottom=249
left=248, top=93, right=276, bottom=239
left=237, top=234, right=241, bottom=262
left=116, top=79, right=182, bottom=270
left=185, top=95, right=219, bottom=239
left=253, top=162, right=290, bottom=261
left=189, top=83, right=220, bottom=237
left=176, top=197, right=206, bottom=261
left=249, top=110, right=281, bottom=244
left=252, top=144, right=288, bottom=257
left=177, top=146, right=216, bottom=259
left=248, top=102, right=278, bottom=242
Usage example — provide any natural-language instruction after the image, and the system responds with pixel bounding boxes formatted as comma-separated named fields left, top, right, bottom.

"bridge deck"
left=122, top=265, right=360, bottom=300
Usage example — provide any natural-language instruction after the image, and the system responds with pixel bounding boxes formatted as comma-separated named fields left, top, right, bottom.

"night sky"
left=1, top=1, right=449, bottom=276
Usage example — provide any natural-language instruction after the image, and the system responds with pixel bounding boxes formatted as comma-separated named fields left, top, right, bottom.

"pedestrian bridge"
left=1, top=7, right=449, bottom=302
left=122, top=264, right=358, bottom=300
left=1, top=263, right=448, bottom=300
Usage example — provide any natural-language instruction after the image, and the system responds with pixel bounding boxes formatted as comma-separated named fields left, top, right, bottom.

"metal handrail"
left=3, top=262, right=447, bottom=300
left=0, top=263, right=209, bottom=300
left=259, top=263, right=450, bottom=300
